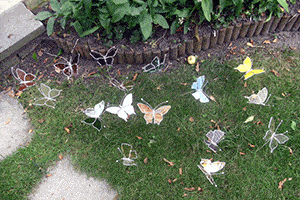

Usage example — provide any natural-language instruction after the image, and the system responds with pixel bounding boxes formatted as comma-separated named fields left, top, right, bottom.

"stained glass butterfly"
left=116, top=143, right=138, bottom=166
left=142, top=54, right=167, bottom=73
left=234, top=56, right=265, bottom=80
left=137, top=99, right=171, bottom=125
left=191, top=75, right=209, bottom=103
left=82, top=100, right=105, bottom=131
left=204, top=130, right=225, bottom=153
left=244, top=87, right=271, bottom=106
left=109, top=77, right=134, bottom=92
left=33, top=83, right=62, bottom=109
left=106, top=93, right=135, bottom=122
left=197, top=159, right=226, bottom=187
left=263, top=117, right=289, bottom=153
left=90, top=46, right=118, bottom=66
left=11, top=67, right=36, bottom=91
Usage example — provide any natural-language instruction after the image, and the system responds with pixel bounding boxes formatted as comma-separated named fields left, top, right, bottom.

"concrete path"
left=0, top=1, right=118, bottom=199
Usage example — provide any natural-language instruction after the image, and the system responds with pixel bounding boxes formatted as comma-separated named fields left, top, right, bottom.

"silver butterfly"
left=263, top=117, right=289, bottom=153
left=33, top=83, right=62, bottom=109
left=244, top=87, right=271, bottom=106
left=204, top=130, right=225, bottom=153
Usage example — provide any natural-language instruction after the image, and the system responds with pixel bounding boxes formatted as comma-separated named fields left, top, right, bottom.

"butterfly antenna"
left=10, top=67, right=18, bottom=80
left=256, top=141, right=269, bottom=152
left=71, top=39, right=79, bottom=55
left=264, top=94, right=272, bottom=106
left=275, top=120, right=283, bottom=133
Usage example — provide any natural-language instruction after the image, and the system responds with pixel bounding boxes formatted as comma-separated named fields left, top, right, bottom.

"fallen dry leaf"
left=288, top=147, right=293, bottom=155
left=172, top=178, right=177, bottom=182
left=273, top=38, right=278, bottom=43
left=8, top=90, right=15, bottom=97
left=278, top=178, right=287, bottom=190
left=43, top=57, right=49, bottom=63
left=168, top=179, right=172, bottom=184
left=46, top=174, right=52, bottom=178
left=136, top=135, right=142, bottom=140
left=198, top=187, right=202, bottom=191
left=244, top=116, right=254, bottom=123
left=88, top=72, right=96, bottom=77
left=256, top=121, right=263, bottom=125
left=64, top=127, right=70, bottom=134
left=55, top=67, right=61, bottom=73
left=132, top=73, right=138, bottom=81
left=247, top=42, right=254, bottom=48
left=163, top=158, right=174, bottom=166
left=38, top=50, right=43, bottom=57
left=180, top=82, right=188, bottom=86
left=279, top=7, right=285, bottom=12
left=243, top=107, right=246, bottom=111
left=288, top=178, right=292, bottom=181
left=239, top=152, right=246, bottom=155
left=5, top=118, right=10, bottom=124
left=28, top=129, right=33, bottom=134
left=248, top=143, right=255, bottom=148
left=117, top=69, right=121, bottom=76
left=144, top=157, right=148, bottom=164
left=290, top=46, right=297, bottom=50
left=183, top=193, right=188, bottom=197
left=177, top=127, right=180, bottom=132
left=184, top=187, right=196, bottom=191
left=179, top=168, right=182, bottom=175
left=38, top=119, right=44, bottom=123
left=282, top=93, right=286, bottom=97
left=209, top=95, right=217, bottom=103
left=195, top=62, right=200, bottom=72
left=271, top=69, right=280, bottom=76
left=263, top=40, right=271, bottom=44
left=244, top=82, right=247, bottom=87
left=189, top=117, right=194, bottom=122
left=59, top=155, right=63, bottom=160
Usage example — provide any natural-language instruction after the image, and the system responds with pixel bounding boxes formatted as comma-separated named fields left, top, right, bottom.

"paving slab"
left=0, top=1, right=45, bottom=62
left=0, top=91, right=33, bottom=160
left=28, top=158, right=118, bottom=200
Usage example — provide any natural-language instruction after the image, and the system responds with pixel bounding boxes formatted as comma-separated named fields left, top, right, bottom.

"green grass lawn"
left=1, top=47, right=300, bottom=199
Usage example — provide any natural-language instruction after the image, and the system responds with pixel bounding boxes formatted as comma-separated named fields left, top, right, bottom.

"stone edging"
left=51, top=14, right=300, bottom=65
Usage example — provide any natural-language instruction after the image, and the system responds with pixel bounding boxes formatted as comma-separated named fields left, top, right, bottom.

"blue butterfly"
left=191, top=75, right=209, bottom=103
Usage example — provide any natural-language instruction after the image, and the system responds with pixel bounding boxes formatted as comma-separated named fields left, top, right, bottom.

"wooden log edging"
left=51, top=13, right=300, bottom=65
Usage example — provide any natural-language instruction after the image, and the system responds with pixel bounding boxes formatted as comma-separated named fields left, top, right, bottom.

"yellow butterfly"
left=235, top=57, right=265, bottom=80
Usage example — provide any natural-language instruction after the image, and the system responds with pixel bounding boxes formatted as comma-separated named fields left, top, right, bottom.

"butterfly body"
left=33, top=83, right=62, bottom=109
left=235, top=57, right=265, bottom=80
left=117, top=143, right=137, bottom=166
left=137, top=100, right=171, bottom=125
left=106, top=93, right=135, bottom=122
left=82, top=100, right=105, bottom=131
left=90, top=46, right=118, bottom=66
left=197, top=159, right=225, bottom=187
left=244, top=87, right=271, bottom=106
left=11, top=67, right=36, bottom=91
left=204, top=130, right=225, bottom=153
left=263, top=117, right=289, bottom=153
left=142, top=54, right=167, bottom=73
left=191, top=75, right=209, bottom=103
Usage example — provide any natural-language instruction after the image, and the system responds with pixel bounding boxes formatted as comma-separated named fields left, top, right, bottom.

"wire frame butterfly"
left=262, top=117, right=289, bottom=153
left=90, top=46, right=118, bottom=67
left=33, top=83, right=62, bottom=109
left=204, top=130, right=225, bottom=153
left=197, top=159, right=226, bottom=187
left=191, top=75, right=209, bottom=103
left=142, top=54, right=167, bottom=73
left=116, top=143, right=138, bottom=166
left=109, top=77, right=134, bottom=92
left=106, top=93, right=135, bottom=122
left=234, top=56, right=265, bottom=80
left=137, top=99, right=171, bottom=125
left=48, top=39, right=80, bottom=79
left=244, top=87, right=271, bottom=106
left=82, top=100, right=105, bottom=131
left=11, top=67, right=36, bottom=91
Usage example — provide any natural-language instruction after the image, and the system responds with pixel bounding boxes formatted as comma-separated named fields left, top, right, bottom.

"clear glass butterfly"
left=244, top=87, right=271, bottom=106
left=204, top=130, right=225, bottom=153
left=142, top=54, right=167, bottom=73
left=137, top=99, right=171, bottom=125
left=116, top=143, right=138, bottom=166
left=11, top=67, right=36, bottom=91
left=105, top=93, right=135, bottom=122
left=197, top=159, right=226, bottom=187
left=191, top=75, right=209, bottom=103
left=109, top=77, right=134, bottom=92
left=263, top=117, right=289, bottom=153
left=90, top=46, right=118, bottom=67
left=82, top=100, right=105, bottom=131
left=33, top=83, right=62, bottom=109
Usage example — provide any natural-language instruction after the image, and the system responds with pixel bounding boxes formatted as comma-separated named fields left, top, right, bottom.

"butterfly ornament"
left=244, top=87, right=271, bottom=106
left=137, top=99, right=171, bottom=125
left=234, top=56, right=265, bottom=80
left=142, top=54, right=167, bottom=73
left=191, top=75, right=210, bottom=103
left=262, top=117, right=289, bottom=153
left=106, top=93, right=135, bottom=122
left=204, top=130, right=225, bottom=153
left=11, top=67, right=36, bottom=91
left=90, top=46, right=118, bottom=67
left=33, top=83, right=62, bottom=109
left=48, top=39, right=80, bottom=79
left=197, top=159, right=226, bottom=187
left=82, top=100, right=105, bottom=131
left=109, top=77, right=134, bottom=92
left=116, top=143, right=137, bottom=166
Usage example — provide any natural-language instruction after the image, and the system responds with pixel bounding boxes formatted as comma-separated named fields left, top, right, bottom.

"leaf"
left=201, top=0, right=213, bottom=22
left=32, top=53, right=38, bottom=61
left=179, top=168, right=182, bottom=175
left=64, top=127, right=70, bottom=133
left=184, top=187, right=196, bottom=191
left=80, top=26, right=99, bottom=37
left=248, top=143, right=255, bottom=148
left=278, top=178, right=287, bottom=190
left=239, top=152, right=246, bottom=155
left=291, top=121, right=296, bottom=130
left=140, top=13, right=152, bottom=39
left=38, top=50, right=43, bottom=57
left=136, top=135, right=142, bottom=140
left=50, top=0, right=62, bottom=14
left=35, top=11, right=53, bottom=21
left=271, top=69, right=280, bottom=76
left=244, top=116, right=254, bottom=123
left=47, top=16, right=56, bottom=36
left=46, top=174, right=52, bottom=177
left=163, top=158, right=174, bottom=166
left=113, top=0, right=128, bottom=4
left=153, top=14, right=169, bottom=29
left=5, top=118, right=10, bottom=124
left=277, top=0, right=289, bottom=12
left=247, top=42, right=254, bottom=47
left=70, top=21, right=83, bottom=36
left=144, top=157, right=148, bottom=164
left=263, top=40, right=271, bottom=44
left=59, top=155, right=63, bottom=160
left=189, top=117, right=194, bottom=122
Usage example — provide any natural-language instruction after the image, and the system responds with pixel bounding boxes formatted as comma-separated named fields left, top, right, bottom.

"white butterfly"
left=204, top=130, right=225, bottom=153
left=82, top=100, right=105, bottom=131
left=116, top=143, right=137, bottom=166
left=263, top=117, right=289, bottom=153
left=244, top=87, right=271, bottom=106
left=197, top=159, right=226, bottom=187
left=33, top=83, right=62, bottom=109
left=106, top=93, right=135, bottom=122
left=191, top=75, right=209, bottom=103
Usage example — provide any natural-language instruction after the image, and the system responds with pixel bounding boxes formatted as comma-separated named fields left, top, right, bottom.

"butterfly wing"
left=245, top=94, right=261, bottom=104
left=105, top=46, right=118, bottom=66
left=15, top=68, right=26, bottom=82
left=142, top=57, right=160, bottom=73
left=122, top=93, right=135, bottom=116
left=33, top=98, right=48, bottom=107
left=137, top=103, right=154, bottom=124
left=192, top=90, right=209, bottom=103
left=257, top=87, right=268, bottom=104
left=71, top=53, right=80, bottom=65
left=198, top=160, right=217, bottom=186
left=90, top=50, right=105, bottom=60
left=49, top=88, right=62, bottom=99
left=82, top=118, right=102, bottom=131
left=244, top=69, right=265, bottom=80
left=235, top=56, right=252, bottom=72
left=153, top=105, right=171, bottom=125
left=191, top=76, right=204, bottom=90
left=94, top=100, right=105, bottom=117
left=39, top=83, right=51, bottom=97
left=274, top=134, right=289, bottom=144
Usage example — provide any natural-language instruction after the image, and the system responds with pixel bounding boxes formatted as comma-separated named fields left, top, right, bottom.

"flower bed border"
left=52, top=14, right=300, bottom=65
